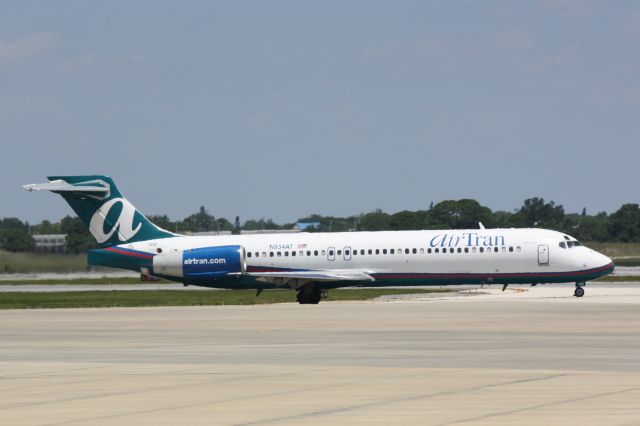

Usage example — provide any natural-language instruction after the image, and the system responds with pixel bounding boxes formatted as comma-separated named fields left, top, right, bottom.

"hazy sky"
left=2, top=0, right=639, bottom=224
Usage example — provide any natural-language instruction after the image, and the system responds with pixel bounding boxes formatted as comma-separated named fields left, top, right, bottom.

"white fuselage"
left=122, top=228, right=613, bottom=288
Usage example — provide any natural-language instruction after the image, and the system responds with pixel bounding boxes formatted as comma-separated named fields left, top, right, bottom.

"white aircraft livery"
left=24, top=176, right=614, bottom=304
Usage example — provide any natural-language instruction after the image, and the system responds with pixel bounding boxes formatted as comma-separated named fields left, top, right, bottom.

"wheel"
left=574, top=287, right=584, bottom=298
left=297, top=286, right=322, bottom=304
left=297, top=291, right=310, bottom=304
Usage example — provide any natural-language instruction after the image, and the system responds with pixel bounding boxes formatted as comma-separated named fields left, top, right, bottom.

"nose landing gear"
left=574, top=282, right=585, bottom=298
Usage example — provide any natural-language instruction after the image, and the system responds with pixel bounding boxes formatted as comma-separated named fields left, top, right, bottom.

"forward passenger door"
left=538, top=245, right=549, bottom=265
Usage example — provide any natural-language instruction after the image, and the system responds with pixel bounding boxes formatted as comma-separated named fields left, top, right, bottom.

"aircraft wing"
left=249, top=269, right=375, bottom=286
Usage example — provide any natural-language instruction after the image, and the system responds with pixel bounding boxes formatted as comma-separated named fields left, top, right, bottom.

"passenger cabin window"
left=405, top=248, right=410, bottom=254
left=390, top=249, right=395, bottom=254
left=284, top=251, right=289, bottom=256
left=494, top=247, right=499, bottom=253
left=427, top=248, right=432, bottom=254
left=509, top=246, right=514, bottom=252
left=435, top=248, right=440, bottom=253
left=329, top=249, right=334, bottom=256
left=270, top=252, right=274, bottom=257
left=314, top=250, right=319, bottom=256
left=457, top=248, right=462, bottom=253
left=307, top=250, right=311, bottom=256
left=345, top=249, right=350, bottom=256
left=292, top=251, right=296, bottom=257
left=479, top=247, right=484, bottom=253
left=247, top=252, right=252, bottom=258
left=450, top=248, right=455, bottom=253
left=420, top=248, right=424, bottom=254
left=517, top=246, right=522, bottom=252
left=368, top=249, right=373, bottom=255
left=375, top=249, right=380, bottom=255
left=383, top=249, right=387, bottom=254
left=337, top=250, right=342, bottom=256
left=361, top=249, right=365, bottom=255
left=262, top=252, right=267, bottom=257
left=412, top=248, right=417, bottom=254
left=464, top=247, right=469, bottom=253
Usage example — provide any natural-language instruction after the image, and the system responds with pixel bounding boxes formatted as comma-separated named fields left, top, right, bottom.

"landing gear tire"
left=297, top=285, right=322, bottom=304
left=574, top=286, right=584, bottom=298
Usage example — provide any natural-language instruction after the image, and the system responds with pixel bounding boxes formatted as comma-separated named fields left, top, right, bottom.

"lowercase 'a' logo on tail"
left=89, top=198, right=142, bottom=243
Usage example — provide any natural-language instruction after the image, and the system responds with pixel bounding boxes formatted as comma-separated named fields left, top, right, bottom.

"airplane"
left=24, top=175, right=615, bottom=304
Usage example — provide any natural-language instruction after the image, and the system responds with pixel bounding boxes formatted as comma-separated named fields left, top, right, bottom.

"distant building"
left=293, top=222, right=321, bottom=231
left=33, top=234, right=67, bottom=253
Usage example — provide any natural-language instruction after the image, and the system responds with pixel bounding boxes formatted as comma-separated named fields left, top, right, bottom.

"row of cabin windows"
left=246, top=246, right=522, bottom=258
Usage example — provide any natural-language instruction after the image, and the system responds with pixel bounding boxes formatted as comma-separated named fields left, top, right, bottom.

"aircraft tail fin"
left=24, top=175, right=176, bottom=247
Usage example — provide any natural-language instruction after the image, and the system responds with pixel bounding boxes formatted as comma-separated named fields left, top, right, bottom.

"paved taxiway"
left=1, top=286, right=640, bottom=425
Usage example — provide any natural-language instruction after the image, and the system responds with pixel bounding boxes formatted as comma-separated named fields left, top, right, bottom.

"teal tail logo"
left=24, top=175, right=175, bottom=247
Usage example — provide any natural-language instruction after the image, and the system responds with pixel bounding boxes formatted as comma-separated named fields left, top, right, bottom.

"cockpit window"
left=559, top=242, right=566, bottom=249
left=567, top=241, right=574, bottom=248
left=573, top=240, right=582, bottom=246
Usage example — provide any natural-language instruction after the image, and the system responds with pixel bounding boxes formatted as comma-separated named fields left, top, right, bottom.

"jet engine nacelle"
left=152, top=245, right=246, bottom=279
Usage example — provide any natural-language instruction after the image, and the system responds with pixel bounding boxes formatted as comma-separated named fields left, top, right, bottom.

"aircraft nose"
left=594, top=251, right=614, bottom=272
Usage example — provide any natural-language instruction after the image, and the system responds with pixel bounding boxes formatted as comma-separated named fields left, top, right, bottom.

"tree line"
left=1, top=198, right=639, bottom=253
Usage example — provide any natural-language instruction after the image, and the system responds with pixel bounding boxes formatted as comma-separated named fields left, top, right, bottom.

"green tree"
left=608, top=204, right=640, bottom=242
left=0, top=217, right=29, bottom=232
left=357, top=209, right=391, bottom=231
left=216, top=218, right=234, bottom=232
left=148, top=215, right=176, bottom=232
left=492, top=211, right=517, bottom=228
left=573, top=212, right=609, bottom=242
left=428, top=199, right=494, bottom=229
left=60, top=216, right=96, bottom=254
left=243, top=218, right=281, bottom=231
left=33, top=219, right=60, bottom=234
left=0, top=228, right=35, bottom=252
left=389, top=210, right=428, bottom=230
left=515, top=197, right=565, bottom=229
left=182, top=206, right=216, bottom=232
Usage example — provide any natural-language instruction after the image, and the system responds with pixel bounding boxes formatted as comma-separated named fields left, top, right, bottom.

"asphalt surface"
left=1, top=286, right=640, bottom=425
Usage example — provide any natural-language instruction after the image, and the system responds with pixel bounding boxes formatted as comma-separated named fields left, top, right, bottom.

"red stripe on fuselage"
left=105, top=246, right=154, bottom=260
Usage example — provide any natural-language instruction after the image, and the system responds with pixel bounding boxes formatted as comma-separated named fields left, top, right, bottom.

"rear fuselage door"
left=538, top=244, right=549, bottom=265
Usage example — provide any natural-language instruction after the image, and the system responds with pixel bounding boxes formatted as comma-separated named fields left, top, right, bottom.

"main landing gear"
left=574, top=282, right=585, bottom=298
left=297, top=284, right=323, bottom=304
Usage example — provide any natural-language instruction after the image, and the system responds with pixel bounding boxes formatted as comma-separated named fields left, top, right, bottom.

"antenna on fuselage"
left=478, top=222, right=485, bottom=230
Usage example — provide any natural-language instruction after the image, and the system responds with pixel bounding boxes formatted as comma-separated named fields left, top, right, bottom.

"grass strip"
left=0, top=288, right=453, bottom=309
left=0, top=277, right=160, bottom=285
left=610, top=258, right=640, bottom=267
left=595, top=275, right=640, bottom=282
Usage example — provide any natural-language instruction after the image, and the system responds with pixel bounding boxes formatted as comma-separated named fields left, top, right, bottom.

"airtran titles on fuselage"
left=429, top=233, right=506, bottom=248
left=183, top=257, right=227, bottom=265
